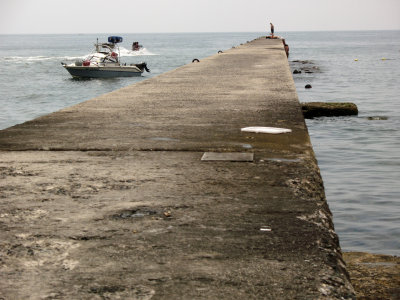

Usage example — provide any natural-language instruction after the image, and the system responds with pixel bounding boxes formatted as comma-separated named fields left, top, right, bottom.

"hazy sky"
left=1, top=0, right=399, bottom=34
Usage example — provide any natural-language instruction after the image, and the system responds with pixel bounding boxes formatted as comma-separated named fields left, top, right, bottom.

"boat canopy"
left=108, top=36, right=123, bottom=44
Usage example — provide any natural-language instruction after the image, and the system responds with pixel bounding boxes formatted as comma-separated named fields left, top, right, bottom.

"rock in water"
left=367, top=116, right=388, bottom=120
left=301, top=102, right=358, bottom=119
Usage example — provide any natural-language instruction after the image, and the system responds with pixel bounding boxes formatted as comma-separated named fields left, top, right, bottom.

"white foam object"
left=241, top=127, right=292, bottom=134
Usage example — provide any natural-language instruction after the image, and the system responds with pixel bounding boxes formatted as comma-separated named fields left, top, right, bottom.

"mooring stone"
left=301, top=102, right=358, bottom=119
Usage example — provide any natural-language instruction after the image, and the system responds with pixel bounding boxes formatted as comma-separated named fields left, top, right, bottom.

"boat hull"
left=63, top=65, right=143, bottom=78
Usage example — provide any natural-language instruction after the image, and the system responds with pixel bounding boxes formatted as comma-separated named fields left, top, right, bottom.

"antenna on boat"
left=117, top=39, right=120, bottom=64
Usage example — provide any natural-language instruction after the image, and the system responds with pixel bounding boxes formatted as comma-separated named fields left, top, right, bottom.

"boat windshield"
left=89, top=42, right=119, bottom=64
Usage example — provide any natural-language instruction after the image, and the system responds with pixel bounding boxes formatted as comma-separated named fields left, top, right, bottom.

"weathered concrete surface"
left=0, top=38, right=355, bottom=299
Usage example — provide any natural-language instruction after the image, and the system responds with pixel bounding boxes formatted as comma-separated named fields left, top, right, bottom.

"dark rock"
left=293, top=70, right=301, bottom=74
left=301, top=102, right=358, bottom=119
left=290, top=60, right=321, bottom=74
left=305, top=84, right=312, bottom=89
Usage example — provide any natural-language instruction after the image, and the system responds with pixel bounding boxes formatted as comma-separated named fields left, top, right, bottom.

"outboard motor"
left=134, top=62, right=150, bottom=73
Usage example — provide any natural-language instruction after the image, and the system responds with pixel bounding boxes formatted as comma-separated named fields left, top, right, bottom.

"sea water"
left=287, top=31, right=400, bottom=256
left=0, top=31, right=399, bottom=255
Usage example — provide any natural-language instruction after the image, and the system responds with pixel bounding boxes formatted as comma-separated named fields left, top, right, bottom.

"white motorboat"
left=62, top=36, right=150, bottom=78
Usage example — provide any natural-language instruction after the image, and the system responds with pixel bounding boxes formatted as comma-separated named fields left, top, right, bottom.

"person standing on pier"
left=270, top=23, right=275, bottom=38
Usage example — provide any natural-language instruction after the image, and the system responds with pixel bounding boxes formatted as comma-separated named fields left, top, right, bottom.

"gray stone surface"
left=0, top=38, right=355, bottom=299
left=201, top=152, right=254, bottom=161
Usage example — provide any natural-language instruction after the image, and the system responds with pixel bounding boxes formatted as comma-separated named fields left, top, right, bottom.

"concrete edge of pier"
left=0, top=37, right=355, bottom=299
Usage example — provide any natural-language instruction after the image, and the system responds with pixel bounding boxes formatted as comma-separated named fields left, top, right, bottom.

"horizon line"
left=1, top=29, right=400, bottom=36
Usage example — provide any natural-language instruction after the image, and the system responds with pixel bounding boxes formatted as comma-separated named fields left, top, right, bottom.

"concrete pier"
left=0, top=38, right=355, bottom=299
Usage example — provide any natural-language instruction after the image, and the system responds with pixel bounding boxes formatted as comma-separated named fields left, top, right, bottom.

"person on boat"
left=107, top=51, right=118, bottom=63
left=132, top=42, right=141, bottom=51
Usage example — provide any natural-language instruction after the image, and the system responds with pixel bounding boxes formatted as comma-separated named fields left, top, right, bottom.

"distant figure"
left=284, top=44, right=289, bottom=58
left=132, top=41, right=142, bottom=51
left=282, top=38, right=289, bottom=58
left=270, top=23, right=275, bottom=38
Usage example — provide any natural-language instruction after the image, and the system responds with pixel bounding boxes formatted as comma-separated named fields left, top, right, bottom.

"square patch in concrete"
left=201, top=152, right=254, bottom=162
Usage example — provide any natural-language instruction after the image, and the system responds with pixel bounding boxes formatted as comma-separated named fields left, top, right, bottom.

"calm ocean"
left=0, top=31, right=399, bottom=255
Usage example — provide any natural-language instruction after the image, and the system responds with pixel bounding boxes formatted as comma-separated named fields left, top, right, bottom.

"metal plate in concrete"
left=201, top=152, right=254, bottom=162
